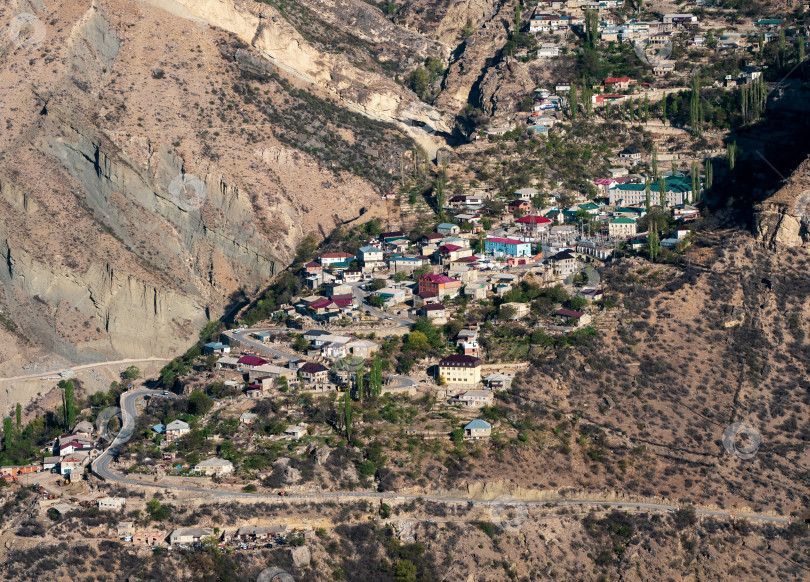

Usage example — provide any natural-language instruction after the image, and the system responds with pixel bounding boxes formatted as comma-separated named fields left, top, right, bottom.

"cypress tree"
left=658, top=175, right=667, bottom=209
left=645, top=177, right=652, bottom=211
left=570, top=84, right=578, bottom=119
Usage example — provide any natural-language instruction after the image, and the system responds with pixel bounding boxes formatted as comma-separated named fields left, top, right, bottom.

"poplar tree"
left=658, top=175, right=667, bottom=209
left=643, top=94, right=649, bottom=122
left=661, top=94, right=667, bottom=123
left=651, top=147, right=659, bottom=179
left=15, top=403, right=21, bottom=431
left=691, top=161, right=700, bottom=203
left=705, top=159, right=713, bottom=190
left=343, top=391, right=352, bottom=441
left=570, top=84, right=578, bottom=119
left=648, top=226, right=660, bottom=261
left=645, top=177, right=652, bottom=211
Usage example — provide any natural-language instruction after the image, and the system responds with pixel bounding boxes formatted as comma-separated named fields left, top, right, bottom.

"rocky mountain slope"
left=0, top=0, right=425, bottom=367
left=755, top=156, right=810, bottom=248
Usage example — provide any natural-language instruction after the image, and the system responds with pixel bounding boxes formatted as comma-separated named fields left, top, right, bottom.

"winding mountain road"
left=0, top=357, right=171, bottom=383
left=91, top=389, right=794, bottom=525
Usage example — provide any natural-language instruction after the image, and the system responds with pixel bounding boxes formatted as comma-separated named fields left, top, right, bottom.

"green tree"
left=146, top=498, right=170, bottom=521
left=569, top=84, right=578, bottom=120
left=651, top=146, right=658, bottom=179
left=647, top=226, right=660, bottom=261
left=59, top=380, right=77, bottom=430
left=123, top=366, right=140, bottom=381
left=644, top=177, right=652, bottom=212
left=451, top=428, right=464, bottom=444
left=189, top=390, right=214, bottom=415
left=277, top=375, right=289, bottom=392
left=393, top=559, right=418, bottom=582
left=727, top=141, right=737, bottom=171
left=292, top=334, right=309, bottom=352
left=705, top=159, right=713, bottom=190
left=343, top=391, right=352, bottom=441
left=643, top=94, right=649, bottom=122
left=15, top=403, right=21, bottom=431
left=2, top=417, right=13, bottom=451
left=690, top=161, right=700, bottom=203
left=355, top=366, right=365, bottom=401
left=584, top=9, right=598, bottom=48
left=661, top=94, right=667, bottom=123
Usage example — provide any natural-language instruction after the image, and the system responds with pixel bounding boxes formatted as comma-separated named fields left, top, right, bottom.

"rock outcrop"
left=754, top=157, right=810, bottom=248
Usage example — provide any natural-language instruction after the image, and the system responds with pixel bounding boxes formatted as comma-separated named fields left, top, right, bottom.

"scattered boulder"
left=290, top=545, right=311, bottom=567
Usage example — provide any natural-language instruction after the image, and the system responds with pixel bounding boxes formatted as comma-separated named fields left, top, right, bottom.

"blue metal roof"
left=465, top=419, right=491, bottom=429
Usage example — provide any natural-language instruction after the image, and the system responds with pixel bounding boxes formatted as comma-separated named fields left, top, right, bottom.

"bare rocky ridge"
left=755, top=157, right=810, bottom=248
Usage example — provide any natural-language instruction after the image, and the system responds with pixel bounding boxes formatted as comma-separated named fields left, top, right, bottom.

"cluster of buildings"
left=114, top=522, right=301, bottom=549
left=0, top=420, right=108, bottom=481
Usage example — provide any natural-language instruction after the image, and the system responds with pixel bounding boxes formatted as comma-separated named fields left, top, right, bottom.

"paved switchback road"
left=91, top=390, right=794, bottom=525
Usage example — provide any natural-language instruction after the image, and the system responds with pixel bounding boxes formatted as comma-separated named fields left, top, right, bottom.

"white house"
left=98, top=497, right=126, bottom=511
left=193, top=457, right=234, bottom=476
left=165, top=420, right=191, bottom=442
left=170, top=528, right=214, bottom=545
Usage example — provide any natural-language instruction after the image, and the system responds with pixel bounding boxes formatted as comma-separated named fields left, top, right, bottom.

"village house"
left=547, top=249, right=578, bottom=278
left=554, top=308, right=593, bottom=327
left=98, top=497, right=125, bottom=511
left=170, top=528, right=215, bottom=546
left=133, top=532, right=164, bottom=546
left=483, top=373, right=512, bottom=391
left=515, top=215, right=552, bottom=235
left=418, top=273, right=462, bottom=298
left=421, top=303, right=447, bottom=320
left=508, top=199, right=532, bottom=215
left=346, top=339, right=379, bottom=358
left=358, top=246, right=385, bottom=269
left=485, top=237, right=532, bottom=257
left=604, top=76, right=634, bottom=90
left=165, top=419, right=191, bottom=442
left=451, top=390, right=494, bottom=408
left=514, top=187, right=538, bottom=201
left=342, top=269, right=363, bottom=283
left=464, top=419, right=492, bottom=439
left=239, top=412, right=258, bottom=425
left=319, top=252, right=356, bottom=268
left=203, top=342, right=230, bottom=355
left=59, top=455, right=86, bottom=476
left=390, top=256, right=424, bottom=273
left=193, top=457, right=234, bottom=476
left=618, top=145, right=642, bottom=160
left=438, top=354, right=482, bottom=387
left=500, top=302, right=530, bottom=319
left=236, top=355, right=269, bottom=372
left=284, top=424, right=308, bottom=440
left=299, top=362, right=329, bottom=384
left=437, top=223, right=461, bottom=236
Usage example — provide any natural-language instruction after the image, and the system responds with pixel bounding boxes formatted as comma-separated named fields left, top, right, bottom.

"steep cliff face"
left=144, top=0, right=452, bottom=147
left=754, top=157, right=810, bottom=249
left=0, top=0, right=392, bottom=366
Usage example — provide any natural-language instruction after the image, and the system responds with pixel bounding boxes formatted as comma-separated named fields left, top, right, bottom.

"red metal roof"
left=420, top=274, right=459, bottom=284
left=237, top=355, right=269, bottom=366
left=437, top=244, right=462, bottom=253
left=555, top=309, right=584, bottom=318
left=604, top=77, right=631, bottom=83
left=516, top=215, right=551, bottom=225
left=320, top=252, right=355, bottom=259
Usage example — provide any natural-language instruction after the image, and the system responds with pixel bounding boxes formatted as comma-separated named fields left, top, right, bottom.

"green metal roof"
left=610, top=216, right=636, bottom=224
